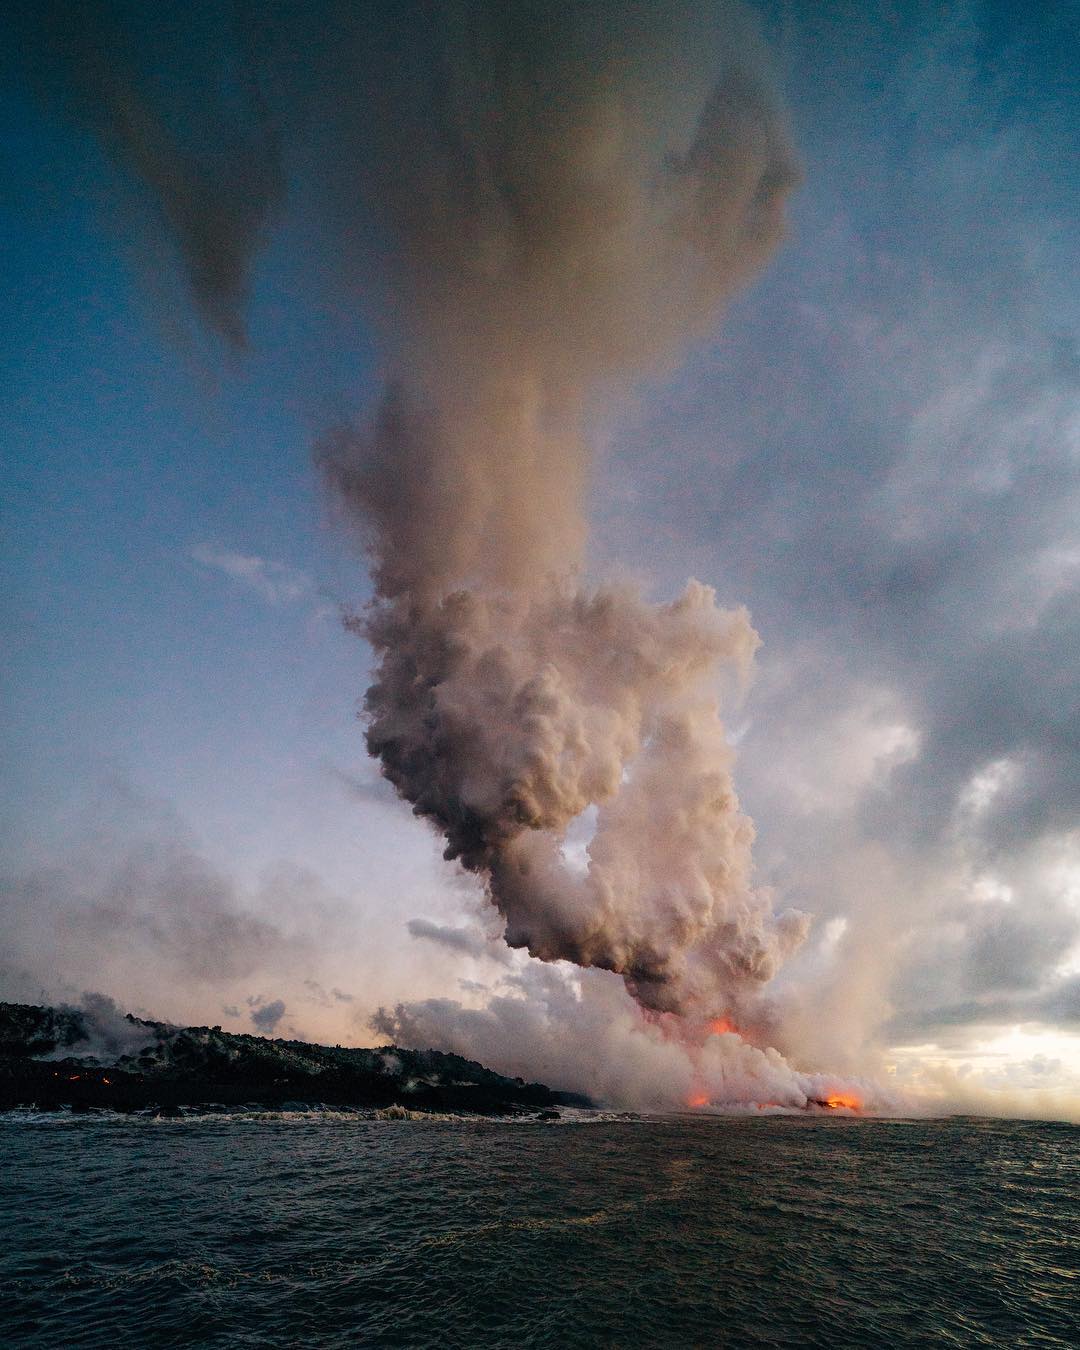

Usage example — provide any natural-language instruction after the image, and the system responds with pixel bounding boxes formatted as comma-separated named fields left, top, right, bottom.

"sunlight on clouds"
left=889, top=1026, right=1080, bottom=1122
left=956, top=757, right=1018, bottom=821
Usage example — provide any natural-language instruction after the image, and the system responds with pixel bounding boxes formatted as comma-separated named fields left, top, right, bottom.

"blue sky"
left=2, top=2, right=1078, bottom=1112
left=4, top=77, right=369, bottom=876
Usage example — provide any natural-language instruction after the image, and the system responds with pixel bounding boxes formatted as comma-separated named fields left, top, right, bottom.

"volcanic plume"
left=319, top=0, right=807, bottom=1021
left=32, top=1, right=807, bottom=1038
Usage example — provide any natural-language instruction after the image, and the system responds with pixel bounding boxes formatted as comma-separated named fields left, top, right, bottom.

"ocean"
left=1, top=1110, right=1076, bottom=1347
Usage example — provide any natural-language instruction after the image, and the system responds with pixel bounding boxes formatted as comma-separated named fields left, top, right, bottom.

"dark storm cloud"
left=589, top=2, right=1080, bottom=1056
left=965, top=898, right=1079, bottom=995
left=883, top=880, right=1080, bottom=1040
left=886, top=975, right=1080, bottom=1042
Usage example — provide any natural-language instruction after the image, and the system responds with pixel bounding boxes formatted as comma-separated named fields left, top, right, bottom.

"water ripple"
left=1, top=1115, right=1076, bottom=1347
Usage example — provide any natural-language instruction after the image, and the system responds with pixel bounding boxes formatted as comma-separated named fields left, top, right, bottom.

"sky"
left=2, top=1, right=1078, bottom=1116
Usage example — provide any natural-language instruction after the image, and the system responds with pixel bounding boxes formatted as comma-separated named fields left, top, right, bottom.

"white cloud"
left=191, top=544, right=312, bottom=605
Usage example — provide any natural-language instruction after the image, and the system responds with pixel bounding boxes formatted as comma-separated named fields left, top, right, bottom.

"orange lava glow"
left=707, top=1017, right=736, bottom=1036
left=687, top=1092, right=710, bottom=1108
left=824, top=1093, right=861, bottom=1111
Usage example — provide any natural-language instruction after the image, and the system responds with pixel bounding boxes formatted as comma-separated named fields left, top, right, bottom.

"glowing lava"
left=687, top=1092, right=710, bottom=1109
left=823, top=1093, right=861, bottom=1111
left=708, top=1017, right=737, bottom=1036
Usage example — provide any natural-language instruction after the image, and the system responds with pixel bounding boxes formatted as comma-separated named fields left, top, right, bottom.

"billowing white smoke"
left=341, top=581, right=809, bottom=1016
left=374, top=961, right=891, bottom=1114
left=31, top=0, right=824, bottom=1082
left=321, top=0, right=808, bottom=1020
left=45, top=993, right=158, bottom=1064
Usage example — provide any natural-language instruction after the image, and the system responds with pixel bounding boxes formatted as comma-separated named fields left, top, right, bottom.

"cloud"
left=3, top=835, right=293, bottom=985
left=588, top=3, right=1080, bottom=1075
left=248, top=996, right=286, bottom=1034
left=323, top=762, right=397, bottom=808
left=886, top=975, right=1080, bottom=1041
left=191, top=544, right=312, bottom=606
left=302, top=979, right=355, bottom=1007
left=0, top=780, right=313, bottom=1020
left=406, top=919, right=512, bottom=966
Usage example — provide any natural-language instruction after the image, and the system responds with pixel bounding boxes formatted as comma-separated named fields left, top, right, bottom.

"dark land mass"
left=0, top=1001, right=590, bottom=1118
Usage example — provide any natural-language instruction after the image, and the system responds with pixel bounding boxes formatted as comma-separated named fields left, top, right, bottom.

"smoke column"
left=27, top=0, right=808, bottom=1029
left=319, top=0, right=807, bottom=1021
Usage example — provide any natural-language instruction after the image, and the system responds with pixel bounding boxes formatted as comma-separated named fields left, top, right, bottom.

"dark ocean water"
left=0, top=1110, right=1076, bottom=1348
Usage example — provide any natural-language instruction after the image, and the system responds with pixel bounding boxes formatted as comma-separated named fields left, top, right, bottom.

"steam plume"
left=31, top=1, right=806, bottom=1025
left=375, top=961, right=892, bottom=1115
left=322, top=1, right=806, bottom=1018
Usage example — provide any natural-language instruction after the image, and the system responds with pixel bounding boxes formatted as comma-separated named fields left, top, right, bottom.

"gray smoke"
left=319, top=1, right=807, bottom=1019
left=26, top=1, right=807, bottom=1025
left=49, top=992, right=159, bottom=1063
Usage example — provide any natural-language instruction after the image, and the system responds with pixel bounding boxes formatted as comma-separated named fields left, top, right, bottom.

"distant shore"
left=0, top=1001, right=590, bottom=1119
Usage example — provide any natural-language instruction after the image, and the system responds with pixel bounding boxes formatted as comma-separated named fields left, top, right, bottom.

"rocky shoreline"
left=0, top=1001, right=590, bottom=1118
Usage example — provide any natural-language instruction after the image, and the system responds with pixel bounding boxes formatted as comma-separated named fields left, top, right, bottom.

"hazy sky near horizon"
left=2, top=2, right=1078, bottom=1103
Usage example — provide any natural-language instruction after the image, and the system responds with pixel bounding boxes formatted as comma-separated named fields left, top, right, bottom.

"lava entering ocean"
left=39, top=0, right=893, bottom=1114
left=819, top=1093, right=863, bottom=1112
